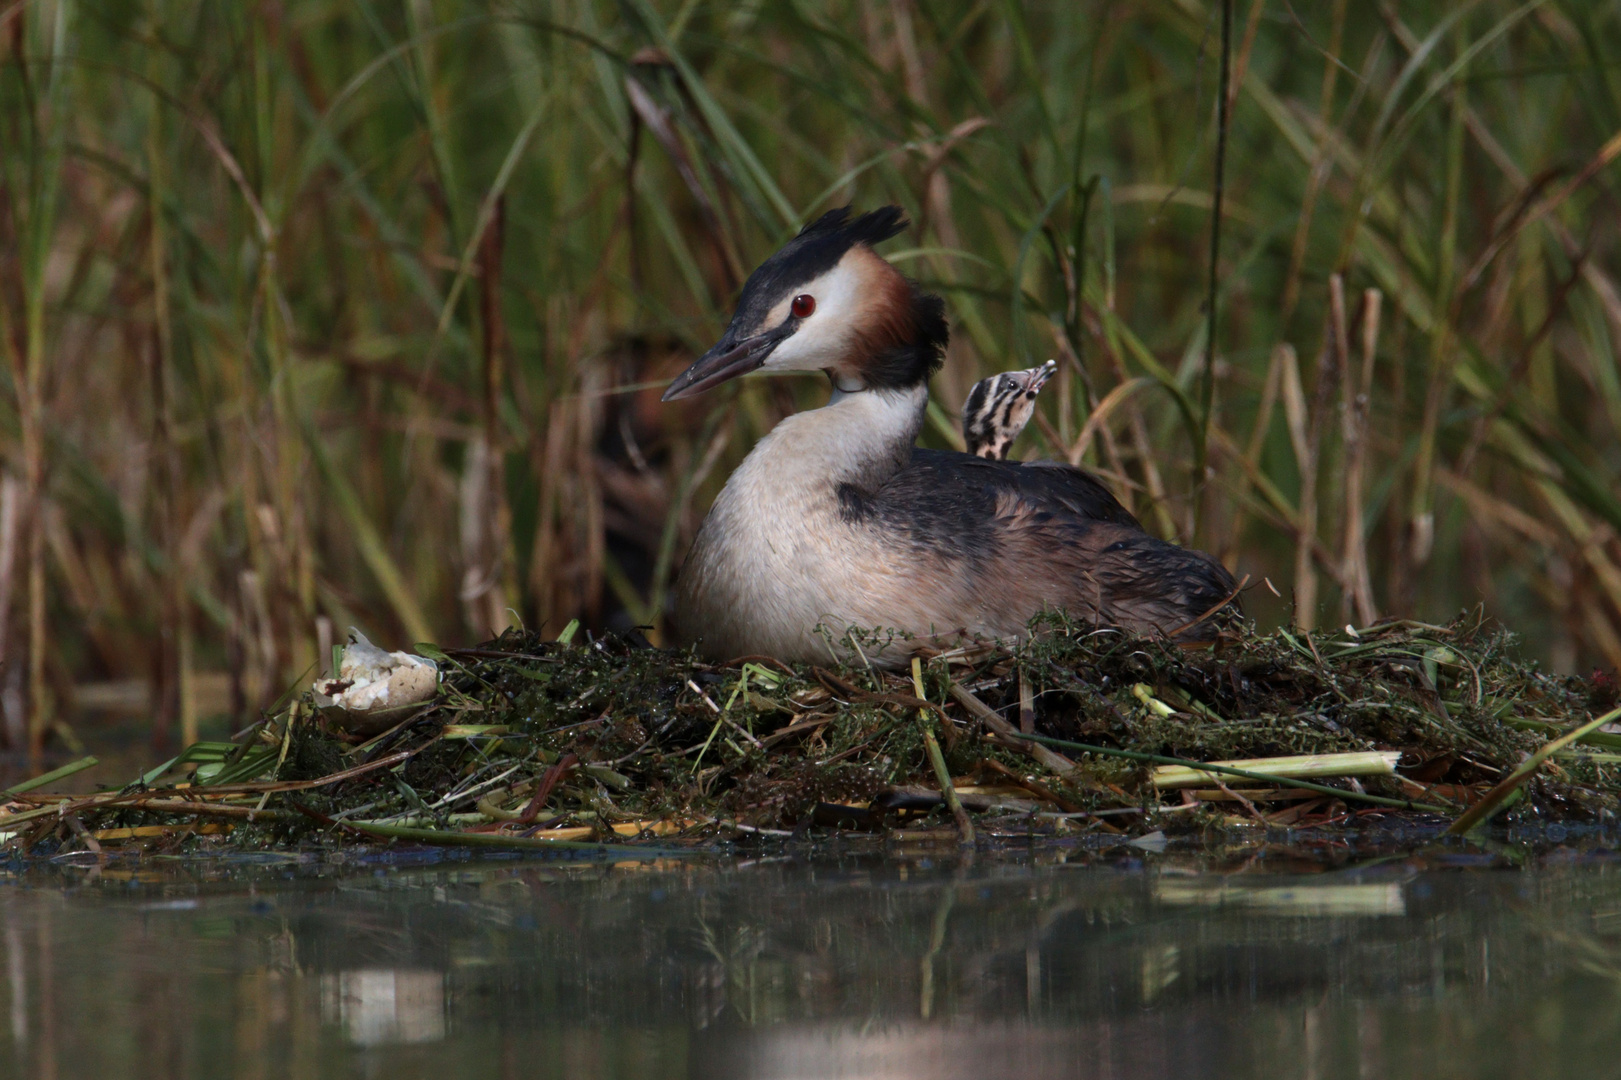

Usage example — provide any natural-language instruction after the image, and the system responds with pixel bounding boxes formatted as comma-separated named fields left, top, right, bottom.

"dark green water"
left=4, top=836, right=1621, bottom=1079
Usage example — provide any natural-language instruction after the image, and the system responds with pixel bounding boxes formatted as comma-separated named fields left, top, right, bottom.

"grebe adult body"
left=663, top=207, right=1237, bottom=665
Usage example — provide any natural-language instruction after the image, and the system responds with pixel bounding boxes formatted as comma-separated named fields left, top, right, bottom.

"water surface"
left=4, top=836, right=1621, bottom=1079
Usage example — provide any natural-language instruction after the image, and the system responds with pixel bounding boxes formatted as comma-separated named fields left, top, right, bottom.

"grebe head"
left=662, top=206, right=948, bottom=401
left=961, top=360, right=1057, bottom=459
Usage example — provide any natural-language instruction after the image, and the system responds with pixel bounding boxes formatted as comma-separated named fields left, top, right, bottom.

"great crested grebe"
left=962, top=360, right=1057, bottom=459
left=662, top=206, right=1238, bottom=665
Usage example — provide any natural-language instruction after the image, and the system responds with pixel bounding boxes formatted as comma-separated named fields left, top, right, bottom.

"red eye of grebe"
left=791, top=294, right=815, bottom=318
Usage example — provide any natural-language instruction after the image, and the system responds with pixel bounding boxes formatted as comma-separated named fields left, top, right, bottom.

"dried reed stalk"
left=1340, top=289, right=1382, bottom=626
left=0, top=476, right=20, bottom=749
left=1152, top=750, right=1400, bottom=789
left=1290, top=276, right=1347, bottom=631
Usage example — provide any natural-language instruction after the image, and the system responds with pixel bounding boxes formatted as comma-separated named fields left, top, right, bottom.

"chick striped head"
left=961, top=360, right=1057, bottom=460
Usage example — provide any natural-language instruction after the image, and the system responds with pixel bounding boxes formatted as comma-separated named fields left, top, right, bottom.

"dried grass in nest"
left=6, top=613, right=1619, bottom=856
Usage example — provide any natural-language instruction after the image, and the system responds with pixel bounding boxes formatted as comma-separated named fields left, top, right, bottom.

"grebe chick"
left=962, top=360, right=1057, bottom=459
left=662, top=206, right=1238, bottom=666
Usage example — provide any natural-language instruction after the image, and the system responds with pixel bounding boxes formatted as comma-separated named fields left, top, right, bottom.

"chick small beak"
left=662, top=324, right=794, bottom=402
left=1015, top=359, right=1058, bottom=396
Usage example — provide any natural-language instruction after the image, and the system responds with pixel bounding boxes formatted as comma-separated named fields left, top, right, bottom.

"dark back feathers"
left=839, top=449, right=1239, bottom=640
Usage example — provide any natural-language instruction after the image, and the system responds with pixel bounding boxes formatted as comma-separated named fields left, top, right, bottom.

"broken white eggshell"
left=312, top=628, right=440, bottom=736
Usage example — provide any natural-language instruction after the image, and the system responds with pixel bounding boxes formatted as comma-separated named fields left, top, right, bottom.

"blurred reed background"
left=1, top=0, right=1618, bottom=758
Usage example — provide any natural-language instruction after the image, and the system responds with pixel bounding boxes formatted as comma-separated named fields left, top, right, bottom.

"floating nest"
left=4, top=614, right=1619, bottom=856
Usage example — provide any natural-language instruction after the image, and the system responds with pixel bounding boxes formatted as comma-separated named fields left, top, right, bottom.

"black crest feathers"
left=796, top=205, right=909, bottom=247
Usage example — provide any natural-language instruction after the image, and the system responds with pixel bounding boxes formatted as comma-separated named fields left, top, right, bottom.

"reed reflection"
left=0, top=850, right=1618, bottom=1079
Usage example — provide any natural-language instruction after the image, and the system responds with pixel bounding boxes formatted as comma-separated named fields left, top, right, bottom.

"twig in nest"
left=610, top=735, right=657, bottom=768
left=914, top=657, right=955, bottom=750
left=948, top=681, right=1078, bottom=777
left=758, top=716, right=835, bottom=749
left=1017, top=670, right=1035, bottom=736
left=285, top=797, right=338, bottom=827
left=117, top=800, right=297, bottom=822
left=924, top=730, right=974, bottom=847
left=519, top=754, right=577, bottom=824
left=977, top=758, right=1081, bottom=812
left=1212, top=780, right=1265, bottom=823
left=686, top=679, right=764, bottom=751
left=814, top=667, right=953, bottom=723
left=62, top=814, right=103, bottom=860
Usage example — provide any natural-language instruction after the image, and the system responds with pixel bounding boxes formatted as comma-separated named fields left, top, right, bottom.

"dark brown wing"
left=844, top=450, right=1238, bottom=639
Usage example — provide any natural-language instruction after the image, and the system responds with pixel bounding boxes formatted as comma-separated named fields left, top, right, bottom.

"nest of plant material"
left=4, top=613, right=1620, bottom=856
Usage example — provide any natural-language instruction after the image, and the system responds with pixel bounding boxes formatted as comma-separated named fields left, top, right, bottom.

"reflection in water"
left=701, top=1024, right=1113, bottom=1080
left=0, top=843, right=1620, bottom=1078
left=320, top=970, right=445, bottom=1046
left=1153, top=877, right=1406, bottom=916
left=5, top=926, right=23, bottom=1048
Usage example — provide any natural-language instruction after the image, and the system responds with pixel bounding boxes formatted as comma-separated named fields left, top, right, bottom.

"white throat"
left=673, top=381, right=931, bottom=660
left=781, top=382, right=928, bottom=487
